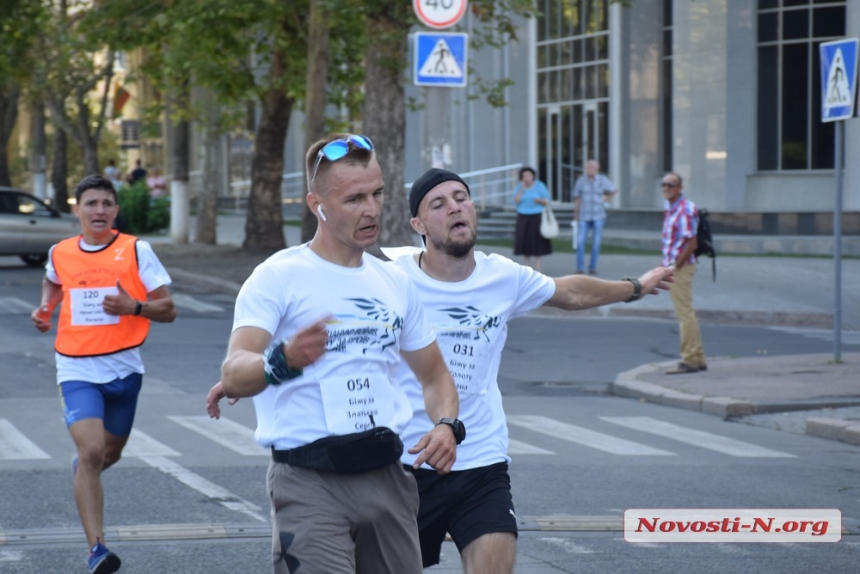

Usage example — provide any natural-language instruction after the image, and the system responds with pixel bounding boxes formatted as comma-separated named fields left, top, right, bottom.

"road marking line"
left=171, top=294, right=225, bottom=313
left=601, top=417, right=796, bottom=458
left=168, top=415, right=267, bottom=456
left=137, top=455, right=267, bottom=523
left=123, top=429, right=181, bottom=457
left=0, top=297, right=33, bottom=313
left=506, top=415, right=675, bottom=456
left=508, top=438, right=554, bottom=455
left=0, top=419, right=50, bottom=460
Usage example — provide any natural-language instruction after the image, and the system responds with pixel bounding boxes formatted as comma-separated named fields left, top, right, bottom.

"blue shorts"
left=59, top=373, right=143, bottom=437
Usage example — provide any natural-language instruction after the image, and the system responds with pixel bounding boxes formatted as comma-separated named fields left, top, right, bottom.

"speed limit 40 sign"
left=413, top=0, right=468, bottom=30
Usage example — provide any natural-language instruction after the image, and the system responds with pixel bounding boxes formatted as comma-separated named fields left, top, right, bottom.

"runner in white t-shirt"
left=396, top=168, right=674, bottom=574
left=207, top=135, right=460, bottom=574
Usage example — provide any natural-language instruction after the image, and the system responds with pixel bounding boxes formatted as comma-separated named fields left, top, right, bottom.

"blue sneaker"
left=88, top=540, right=121, bottom=574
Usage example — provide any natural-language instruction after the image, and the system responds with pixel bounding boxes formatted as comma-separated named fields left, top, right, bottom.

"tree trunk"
left=245, top=45, right=292, bottom=252
left=51, top=129, right=70, bottom=213
left=363, top=10, right=413, bottom=248
left=0, top=83, right=21, bottom=187
left=300, top=1, right=331, bottom=243
left=31, top=101, right=48, bottom=199
left=168, top=79, right=191, bottom=244
left=196, top=90, right=219, bottom=244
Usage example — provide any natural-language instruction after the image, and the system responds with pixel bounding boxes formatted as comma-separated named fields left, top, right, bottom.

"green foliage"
left=117, top=180, right=170, bottom=234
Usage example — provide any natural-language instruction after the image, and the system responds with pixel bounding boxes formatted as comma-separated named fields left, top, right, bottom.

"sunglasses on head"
left=311, top=135, right=374, bottom=183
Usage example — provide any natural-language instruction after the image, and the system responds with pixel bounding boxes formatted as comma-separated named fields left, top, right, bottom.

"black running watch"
left=436, top=417, right=466, bottom=445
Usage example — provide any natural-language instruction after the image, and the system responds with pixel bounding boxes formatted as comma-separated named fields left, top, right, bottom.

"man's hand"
left=206, top=381, right=239, bottom=419
left=285, top=318, right=331, bottom=369
left=408, top=423, right=457, bottom=474
left=31, top=305, right=52, bottom=333
left=638, top=266, right=674, bottom=296
left=103, top=279, right=136, bottom=316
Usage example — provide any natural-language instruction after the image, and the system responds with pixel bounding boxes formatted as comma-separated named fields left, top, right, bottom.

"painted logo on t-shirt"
left=438, top=306, right=501, bottom=342
left=326, top=297, right=403, bottom=354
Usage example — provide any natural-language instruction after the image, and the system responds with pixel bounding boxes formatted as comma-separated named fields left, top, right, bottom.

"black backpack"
left=694, top=208, right=716, bottom=281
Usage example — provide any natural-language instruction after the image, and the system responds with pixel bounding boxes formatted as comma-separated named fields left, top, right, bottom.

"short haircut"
left=518, top=167, right=536, bottom=180
left=664, top=172, right=683, bottom=187
left=75, top=175, right=117, bottom=203
left=305, top=133, right=375, bottom=194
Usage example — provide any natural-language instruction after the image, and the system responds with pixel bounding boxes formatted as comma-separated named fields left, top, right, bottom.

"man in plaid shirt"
left=661, top=172, right=707, bottom=374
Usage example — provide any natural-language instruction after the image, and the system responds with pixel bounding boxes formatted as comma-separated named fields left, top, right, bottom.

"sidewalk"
left=144, top=213, right=860, bottom=448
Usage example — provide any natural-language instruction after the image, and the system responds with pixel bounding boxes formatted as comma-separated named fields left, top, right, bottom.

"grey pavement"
left=143, top=212, right=860, bottom=448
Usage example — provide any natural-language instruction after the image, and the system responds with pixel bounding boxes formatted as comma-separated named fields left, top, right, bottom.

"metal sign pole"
left=834, top=120, right=844, bottom=363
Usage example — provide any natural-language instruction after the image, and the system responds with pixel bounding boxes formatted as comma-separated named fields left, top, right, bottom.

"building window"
left=757, top=0, right=845, bottom=171
left=537, top=0, right=611, bottom=200
left=662, top=0, right=673, bottom=173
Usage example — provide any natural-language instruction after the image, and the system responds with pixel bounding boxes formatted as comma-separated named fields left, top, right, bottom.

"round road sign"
left=413, top=0, right=468, bottom=30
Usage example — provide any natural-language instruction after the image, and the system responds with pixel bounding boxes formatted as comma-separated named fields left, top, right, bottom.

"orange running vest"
left=51, top=233, right=150, bottom=357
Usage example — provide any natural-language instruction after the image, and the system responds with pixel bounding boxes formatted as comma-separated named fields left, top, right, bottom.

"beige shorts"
left=267, top=459, right=422, bottom=574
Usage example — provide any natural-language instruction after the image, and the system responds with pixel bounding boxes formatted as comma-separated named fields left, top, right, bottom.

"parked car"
left=0, top=187, right=80, bottom=267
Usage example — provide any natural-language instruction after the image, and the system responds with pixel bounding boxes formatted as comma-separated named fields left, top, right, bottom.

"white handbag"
left=540, top=205, right=559, bottom=239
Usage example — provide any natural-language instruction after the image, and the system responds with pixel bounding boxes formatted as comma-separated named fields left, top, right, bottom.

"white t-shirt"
left=46, top=239, right=172, bottom=384
left=233, top=244, right=435, bottom=450
left=393, top=251, right=555, bottom=470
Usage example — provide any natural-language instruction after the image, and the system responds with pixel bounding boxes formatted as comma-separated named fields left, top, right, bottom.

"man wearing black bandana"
left=393, top=168, right=674, bottom=574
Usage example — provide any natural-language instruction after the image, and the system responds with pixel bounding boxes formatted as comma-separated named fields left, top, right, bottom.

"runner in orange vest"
left=30, top=174, right=176, bottom=574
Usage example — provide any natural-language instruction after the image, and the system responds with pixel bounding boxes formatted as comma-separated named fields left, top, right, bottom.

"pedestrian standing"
left=30, top=174, right=176, bottom=574
left=211, top=134, right=460, bottom=574
left=661, top=172, right=707, bottom=374
left=572, top=159, right=617, bottom=275
left=512, top=167, right=552, bottom=271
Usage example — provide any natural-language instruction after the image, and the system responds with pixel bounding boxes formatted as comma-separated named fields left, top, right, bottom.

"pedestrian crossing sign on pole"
left=820, top=38, right=859, bottom=122
left=414, top=32, right=468, bottom=87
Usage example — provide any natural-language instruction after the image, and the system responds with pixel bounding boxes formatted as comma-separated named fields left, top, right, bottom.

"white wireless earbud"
left=317, top=205, right=327, bottom=222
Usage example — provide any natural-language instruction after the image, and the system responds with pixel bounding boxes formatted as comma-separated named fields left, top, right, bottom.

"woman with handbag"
left=512, top=166, right=552, bottom=271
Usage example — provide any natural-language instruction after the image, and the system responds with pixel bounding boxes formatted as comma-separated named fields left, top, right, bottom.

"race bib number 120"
left=69, top=287, right=120, bottom=326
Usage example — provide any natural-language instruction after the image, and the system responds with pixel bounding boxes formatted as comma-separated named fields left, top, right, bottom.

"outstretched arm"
left=545, top=266, right=674, bottom=311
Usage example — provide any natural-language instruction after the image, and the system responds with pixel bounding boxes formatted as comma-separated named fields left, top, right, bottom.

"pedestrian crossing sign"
left=414, top=32, right=468, bottom=87
left=820, top=38, right=859, bottom=122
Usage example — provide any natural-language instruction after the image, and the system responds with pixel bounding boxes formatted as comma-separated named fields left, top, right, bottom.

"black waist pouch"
left=271, top=427, right=403, bottom=474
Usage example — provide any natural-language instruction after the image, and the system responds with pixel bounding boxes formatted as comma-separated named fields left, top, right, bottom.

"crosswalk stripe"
left=0, top=297, right=34, bottom=313
left=138, top=455, right=267, bottom=523
left=168, top=416, right=267, bottom=456
left=123, top=429, right=181, bottom=457
left=600, top=417, right=796, bottom=458
left=171, top=294, right=225, bottom=313
left=508, top=438, right=554, bottom=455
left=507, top=415, right=675, bottom=456
left=0, top=419, right=50, bottom=460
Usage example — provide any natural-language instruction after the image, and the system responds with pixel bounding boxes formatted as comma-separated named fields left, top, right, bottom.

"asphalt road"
left=2, top=262, right=859, bottom=573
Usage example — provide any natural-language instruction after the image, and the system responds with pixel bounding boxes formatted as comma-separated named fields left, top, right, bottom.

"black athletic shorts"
left=406, top=461, right=518, bottom=568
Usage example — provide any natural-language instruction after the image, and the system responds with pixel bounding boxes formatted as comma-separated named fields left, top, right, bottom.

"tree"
left=360, top=0, right=536, bottom=248
left=0, top=0, right=42, bottom=186
left=98, top=0, right=309, bottom=251
left=30, top=0, right=115, bottom=176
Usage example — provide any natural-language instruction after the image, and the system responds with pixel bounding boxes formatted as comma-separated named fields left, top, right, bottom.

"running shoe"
left=88, top=539, right=121, bottom=574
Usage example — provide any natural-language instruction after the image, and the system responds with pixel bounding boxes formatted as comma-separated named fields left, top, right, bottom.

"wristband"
left=133, top=301, right=143, bottom=316
left=262, top=339, right=303, bottom=386
left=622, top=277, right=642, bottom=303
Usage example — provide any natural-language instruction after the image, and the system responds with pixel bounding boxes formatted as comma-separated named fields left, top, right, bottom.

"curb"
left=167, top=268, right=243, bottom=296
left=611, top=361, right=755, bottom=420
left=806, top=418, right=860, bottom=447
left=612, top=362, right=860, bottom=447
